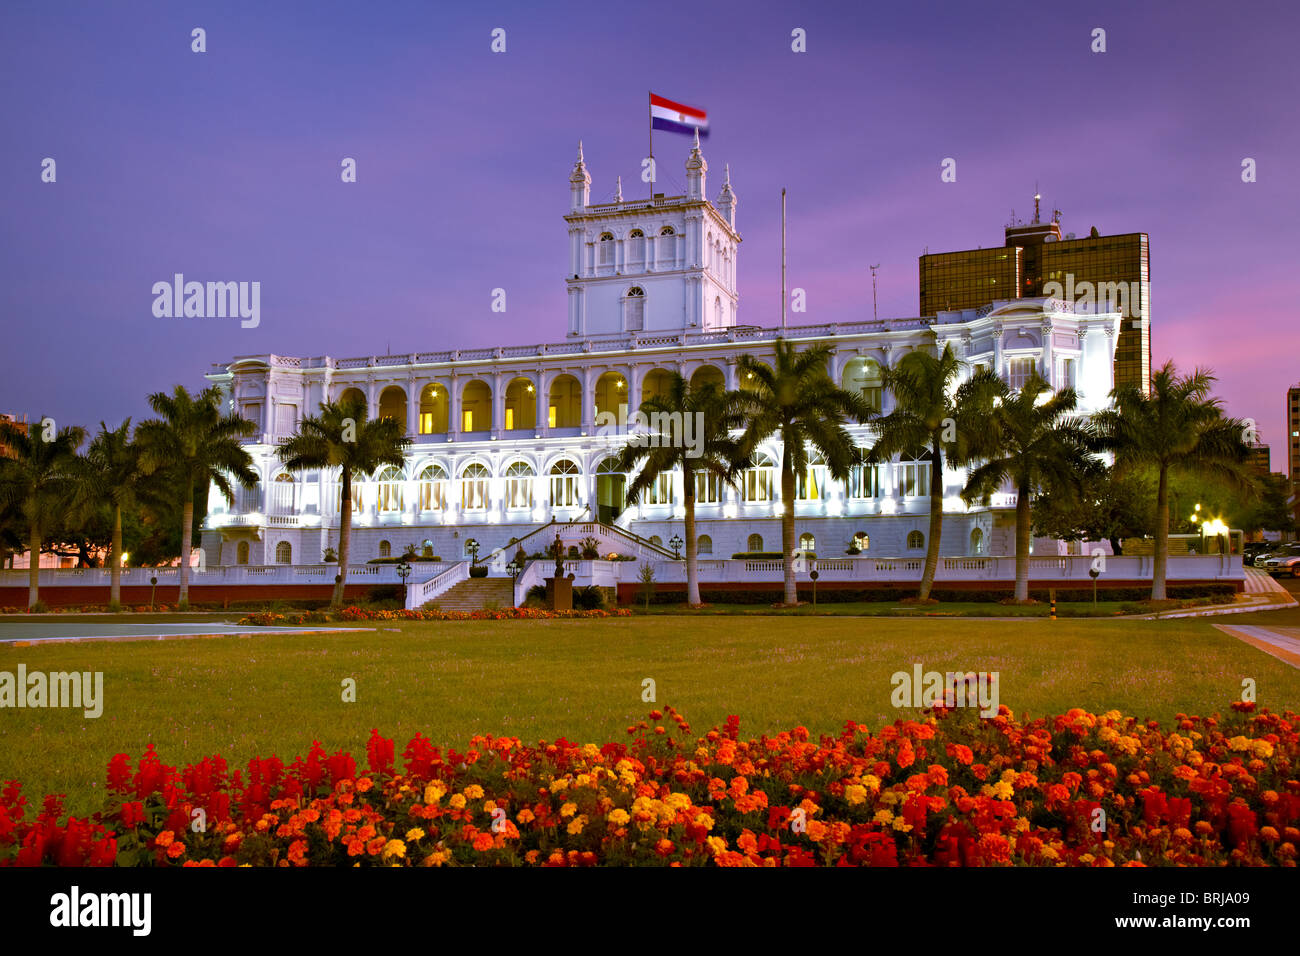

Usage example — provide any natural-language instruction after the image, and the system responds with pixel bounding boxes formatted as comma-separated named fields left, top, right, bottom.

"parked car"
left=1252, top=545, right=1292, bottom=567
left=1261, top=544, right=1300, bottom=577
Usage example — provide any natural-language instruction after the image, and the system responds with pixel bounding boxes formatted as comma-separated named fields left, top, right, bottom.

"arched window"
left=796, top=451, right=827, bottom=501
left=236, top=541, right=250, bottom=565
left=419, top=383, right=449, bottom=434
left=907, top=530, right=925, bottom=550
left=852, top=532, right=870, bottom=552
left=744, top=453, right=775, bottom=502
left=598, top=232, right=614, bottom=267
left=841, top=358, right=884, bottom=413
left=421, top=539, right=434, bottom=558
left=550, top=459, right=581, bottom=508
left=693, top=469, right=720, bottom=504
left=337, top=387, right=366, bottom=412
left=649, top=535, right=663, bottom=547
left=460, top=380, right=492, bottom=432
left=713, top=296, right=722, bottom=327
left=504, top=377, right=536, bottom=431
left=799, top=533, right=816, bottom=552
left=747, top=533, right=763, bottom=551
left=970, top=528, right=984, bottom=555
left=846, top=455, right=880, bottom=499
left=897, top=453, right=932, bottom=498
left=375, top=465, right=404, bottom=513
left=697, top=535, right=713, bottom=555
left=625, top=286, right=645, bottom=331
left=460, top=462, right=489, bottom=510
left=378, top=386, right=407, bottom=427
left=548, top=374, right=581, bottom=428
left=659, top=226, right=674, bottom=236
left=379, top=540, right=392, bottom=558
left=504, top=460, right=535, bottom=510
left=627, top=229, right=645, bottom=267
left=275, top=541, right=292, bottom=564
left=271, top=472, right=295, bottom=515
left=418, top=464, right=448, bottom=511
left=594, top=371, right=628, bottom=417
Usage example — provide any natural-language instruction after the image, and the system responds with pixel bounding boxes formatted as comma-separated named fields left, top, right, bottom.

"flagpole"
left=647, top=91, right=654, bottom=199
left=781, top=188, right=787, bottom=331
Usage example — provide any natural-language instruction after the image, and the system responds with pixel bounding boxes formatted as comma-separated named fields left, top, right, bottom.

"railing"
left=406, top=561, right=470, bottom=609
left=619, top=554, right=1244, bottom=586
left=0, top=564, right=405, bottom=588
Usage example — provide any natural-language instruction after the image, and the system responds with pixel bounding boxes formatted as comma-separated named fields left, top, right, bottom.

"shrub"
left=526, top=584, right=547, bottom=603
left=573, top=586, right=608, bottom=610
left=730, top=551, right=816, bottom=561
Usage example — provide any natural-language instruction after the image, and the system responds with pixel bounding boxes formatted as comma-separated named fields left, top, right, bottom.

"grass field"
left=3, top=614, right=1298, bottom=817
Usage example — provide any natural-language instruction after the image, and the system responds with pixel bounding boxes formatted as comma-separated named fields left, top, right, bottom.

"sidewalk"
left=1214, top=624, right=1300, bottom=668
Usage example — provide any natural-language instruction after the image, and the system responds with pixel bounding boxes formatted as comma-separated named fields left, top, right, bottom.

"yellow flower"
left=423, top=784, right=445, bottom=805
left=560, top=801, right=578, bottom=818
left=381, top=839, right=406, bottom=861
left=693, top=812, right=714, bottom=831
left=1227, top=736, right=1251, bottom=752
left=405, top=828, right=426, bottom=842
left=566, top=815, right=587, bottom=835
left=844, top=784, right=868, bottom=806
left=665, top=792, right=691, bottom=811
left=463, top=784, right=484, bottom=800
left=873, top=809, right=894, bottom=825
left=449, top=794, right=467, bottom=810
left=1252, top=740, right=1275, bottom=759
left=706, top=836, right=727, bottom=856
left=607, top=809, right=631, bottom=827
left=550, top=777, right=570, bottom=793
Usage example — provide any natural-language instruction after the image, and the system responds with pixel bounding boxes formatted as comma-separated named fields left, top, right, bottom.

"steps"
left=422, top=576, right=514, bottom=611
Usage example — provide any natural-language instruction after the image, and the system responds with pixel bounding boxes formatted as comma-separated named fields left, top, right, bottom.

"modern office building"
left=199, top=139, right=1121, bottom=572
left=919, top=199, right=1149, bottom=394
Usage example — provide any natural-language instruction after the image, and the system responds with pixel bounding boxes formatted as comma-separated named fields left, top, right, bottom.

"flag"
left=650, top=93, right=708, bottom=137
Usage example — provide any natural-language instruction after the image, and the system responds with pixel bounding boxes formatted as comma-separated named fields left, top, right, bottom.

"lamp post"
left=809, top=569, right=819, bottom=610
left=149, top=575, right=157, bottom=611
left=1088, top=567, right=1100, bottom=607
left=669, top=534, right=682, bottom=560
left=396, top=559, right=412, bottom=606
left=465, top=538, right=480, bottom=565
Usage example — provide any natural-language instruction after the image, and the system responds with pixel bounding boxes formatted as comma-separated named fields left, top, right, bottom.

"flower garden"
left=236, top=606, right=633, bottom=625
left=2, top=702, right=1295, bottom=867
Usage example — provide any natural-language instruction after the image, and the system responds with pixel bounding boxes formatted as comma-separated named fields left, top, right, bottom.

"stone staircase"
left=422, top=576, right=515, bottom=611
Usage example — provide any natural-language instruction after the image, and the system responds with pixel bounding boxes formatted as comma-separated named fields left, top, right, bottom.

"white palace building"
left=199, top=137, right=1131, bottom=597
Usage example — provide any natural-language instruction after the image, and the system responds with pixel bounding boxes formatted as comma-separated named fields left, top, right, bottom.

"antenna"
left=1033, top=184, right=1041, bottom=224
left=869, top=264, right=881, bottom=320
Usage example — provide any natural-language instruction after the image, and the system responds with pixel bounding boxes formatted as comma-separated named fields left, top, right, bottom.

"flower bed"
left=1, top=704, right=1295, bottom=867
left=236, top=606, right=634, bottom=625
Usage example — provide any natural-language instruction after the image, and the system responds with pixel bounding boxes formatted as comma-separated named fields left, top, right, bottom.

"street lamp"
left=809, top=569, right=819, bottom=609
left=396, top=559, right=412, bottom=605
left=465, top=538, right=480, bottom=564
left=507, top=559, right=520, bottom=582
left=149, top=575, right=158, bottom=611
left=669, top=534, right=682, bottom=559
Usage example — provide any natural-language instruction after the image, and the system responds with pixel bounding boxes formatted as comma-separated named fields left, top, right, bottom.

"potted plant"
left=323, top=547, right=338, bottom=563
left=581, top=536, right=600, bottom=560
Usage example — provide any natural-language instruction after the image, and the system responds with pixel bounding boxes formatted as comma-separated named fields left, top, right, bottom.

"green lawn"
left=3, top=615, right=1298, bottom=816
left=637, top=600, right=1139, bottom=617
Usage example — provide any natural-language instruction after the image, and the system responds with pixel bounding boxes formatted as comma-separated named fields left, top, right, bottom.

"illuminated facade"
left=199, top=141, right=1121, bottom=571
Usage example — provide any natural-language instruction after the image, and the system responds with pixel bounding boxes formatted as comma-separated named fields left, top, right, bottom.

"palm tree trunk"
left=781, top=458, right=797, bottom=605
left=1015, top=476, right=1031, bottom=602
left=27, top=520, right=40, bottom=609
left=333, top=469, right=352, bottom=607
left=1152, top=465, right=1169, bottom=601
left=919, top=446, right=943, bottom=601
left=684, top=471, right=700, bottom=606
left=110, top=504, right=122, bottom=610
left=178, top=476, right=194, bottom=609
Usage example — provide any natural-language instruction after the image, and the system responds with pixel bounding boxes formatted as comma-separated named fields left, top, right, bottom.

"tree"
left=136, top=386, right=258, bottom=609
left=278, top=396, right=411, bottom=607
left=1031, top=466, right=1154, bottom=555
left=869, top=343, right=981, bottom=601
left=1094, top=362, right=1254, bottom=600
left=960, top=371, right=1096, bottom=602
left=0, top=417, right=86, bottom=608
left=74, top=420, right=162, bottom=610
left=615, top=373, right=750, bottom=606
left=738, top=341, right=875, bottom=605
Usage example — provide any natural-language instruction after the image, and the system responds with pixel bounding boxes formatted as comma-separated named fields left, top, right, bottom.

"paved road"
left=0, top=620, right=361, bottom=643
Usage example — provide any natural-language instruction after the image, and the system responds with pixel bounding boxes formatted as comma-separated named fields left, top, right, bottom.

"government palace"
left=200, top=136, right=1122, bottom=571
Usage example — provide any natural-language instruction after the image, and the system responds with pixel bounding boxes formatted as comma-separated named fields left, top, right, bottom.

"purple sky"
left=3, top=0, right=1298, bottom=461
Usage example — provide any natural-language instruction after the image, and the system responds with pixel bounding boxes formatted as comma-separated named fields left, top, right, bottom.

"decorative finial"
left=692, top=128, right=700, bottom=150
left=577, top=139, right=584, bottom=162
left=724, top=163, right=731, bottom=184
left=615, top=175, right=623, bottom=201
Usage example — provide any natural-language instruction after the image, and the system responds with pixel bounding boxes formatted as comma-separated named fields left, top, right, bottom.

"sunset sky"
left=3, top=0, right=1297, bottom=456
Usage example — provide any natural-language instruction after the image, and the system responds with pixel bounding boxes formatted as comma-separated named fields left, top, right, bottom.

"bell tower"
left=563, top=135, right=741, bottom=338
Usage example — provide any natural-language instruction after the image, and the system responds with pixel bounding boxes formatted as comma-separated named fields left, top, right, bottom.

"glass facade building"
left=920, top=221, right=1150, bottom=393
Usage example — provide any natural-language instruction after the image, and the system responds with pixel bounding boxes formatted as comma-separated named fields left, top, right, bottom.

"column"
left=449, top=376, right=461, bottom=442
left=536, top=367, right=549, bottom=436
left=581, top=365, right=595, bottom=434
left=406, top=377, right=419, bottom=437
left=492, top=372, right=505, bottom=439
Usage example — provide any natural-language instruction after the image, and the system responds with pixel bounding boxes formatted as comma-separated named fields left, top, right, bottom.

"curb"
left=4, top=626, right=374, bottom=646
left=1135, top=594, right=1297, bottom=620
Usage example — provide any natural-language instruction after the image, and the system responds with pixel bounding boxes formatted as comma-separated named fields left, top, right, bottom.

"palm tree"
left=738, top=341, right=875, bottom=605
left=136, top=386, right=258, bottom=609
left=868, top=343, right=972, bottom=601
left=614, top=373, right=750, bottom=606
left=0, top=417, right=86, bottom=608
left=1094, top=362, right=1254, bottom=600
left=278, top=396, right=411, bottom=607
left=959, top=371, right=1097, bottom=602
left=75, top=420, right=160, bottom=610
